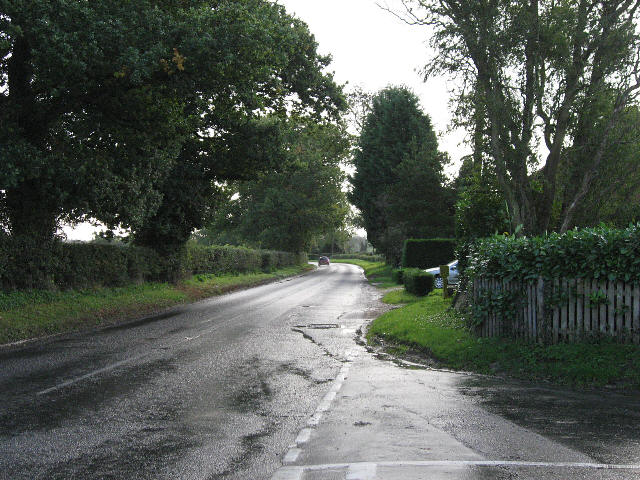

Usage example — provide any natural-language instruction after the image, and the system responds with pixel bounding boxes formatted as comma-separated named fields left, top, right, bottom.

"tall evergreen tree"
left=349, top=86, right=452, bottom=263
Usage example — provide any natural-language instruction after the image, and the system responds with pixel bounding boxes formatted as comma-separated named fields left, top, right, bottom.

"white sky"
left=278, top=0, right=470, bottom=169
left=64, top=0, right=468, bottom=241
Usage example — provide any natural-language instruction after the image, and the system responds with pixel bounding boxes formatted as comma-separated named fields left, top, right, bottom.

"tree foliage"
left=200, top=118, right=352, bottom=253
left=0, top=0, right=345, bottom=285
left=349, top=86, right=453, bottom=263
left=397, top=0, right=640, bottom=235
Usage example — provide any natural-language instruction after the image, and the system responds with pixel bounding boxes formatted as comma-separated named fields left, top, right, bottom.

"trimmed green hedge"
left=401, top=238, right=456, bottom=268
left=0, top=236, right=301, bottom=291
left=309, top=253, right=384, bottom=262
left=468, top=224, right=640, bottom=282
left=403, top=268, right=435, bottom=296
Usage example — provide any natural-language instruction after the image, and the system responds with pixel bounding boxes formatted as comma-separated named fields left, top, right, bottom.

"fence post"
left=576, top=279, right=583, bottom=341
left=536, top=277, right=544, bottom=343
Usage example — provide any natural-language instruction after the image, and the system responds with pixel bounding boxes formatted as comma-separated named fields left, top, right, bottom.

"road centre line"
left=37, top=274, right=331, bottom=396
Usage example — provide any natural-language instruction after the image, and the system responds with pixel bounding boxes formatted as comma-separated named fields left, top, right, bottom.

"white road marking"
left=317, top=391, right=337, bottom=412
left=37, top=322, right=226, bottom=396
left=294, top=460, right=640, bottom=471
left=347, top=462, right=377, bottom=479
left=283, top=448, right=301, bottom=464
left=295, top=428, right=313, bottom=445
left=36, top=355, right=146, bottom=396
left=270, top=466, right=303, bottom=480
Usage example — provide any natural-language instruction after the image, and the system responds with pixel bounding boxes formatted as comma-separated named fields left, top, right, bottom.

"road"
left=1, top=263, right=640, bottom=480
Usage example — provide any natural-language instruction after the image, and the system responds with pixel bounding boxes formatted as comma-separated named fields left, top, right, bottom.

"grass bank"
left=330, top=259, right=398, bottom=288
left=367, top=290, right=640, bottom=390
left=0, top=265, right=310, bottom=345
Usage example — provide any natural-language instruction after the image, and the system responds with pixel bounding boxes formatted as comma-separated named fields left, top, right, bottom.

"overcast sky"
left=278, top=0, right=470, bottom=171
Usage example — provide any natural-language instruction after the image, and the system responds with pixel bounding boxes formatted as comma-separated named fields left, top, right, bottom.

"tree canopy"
left=349, top=86, right=453, bottom=263
left=397, top=0, right=640, bottom=235
left=0, top=0, right=345, bottom=283
left=198, top=117, right=352, bottom=253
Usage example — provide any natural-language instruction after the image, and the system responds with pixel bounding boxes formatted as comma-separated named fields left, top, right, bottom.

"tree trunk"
left=4, top=181, right=61, bottom=289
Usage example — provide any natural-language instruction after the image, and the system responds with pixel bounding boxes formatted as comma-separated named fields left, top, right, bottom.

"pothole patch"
left=293, top=323, right=340, bottom=329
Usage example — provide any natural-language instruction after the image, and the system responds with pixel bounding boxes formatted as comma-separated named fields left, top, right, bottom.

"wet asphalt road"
left=1, top=264, right=377, bottom=479
left=2, top=263, right=640, bottom=480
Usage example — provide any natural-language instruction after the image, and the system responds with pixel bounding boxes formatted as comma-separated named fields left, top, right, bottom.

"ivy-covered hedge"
left=403, top=268, right=435, bottom=296
left=0, top=237, right=301, bottom=291
left=468, top=225, right=640, bottom=282
left=401, top=238, right=456, bottom=268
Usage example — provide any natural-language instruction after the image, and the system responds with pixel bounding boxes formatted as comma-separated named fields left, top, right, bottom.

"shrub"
left=401, top=238, right=456, bottom=268
left=403, top=268, right=435, bottom=296
left=0, top=237, right=300, bottom=291
left=467, top=224, right=640, bottom=282
left=308, top=253, right=384, bottom=262
left=392, top=268, right=404, bottom=284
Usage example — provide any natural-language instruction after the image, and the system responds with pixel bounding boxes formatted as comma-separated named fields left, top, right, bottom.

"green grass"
left=0, top=265, right=310, bottom=345
left=331, top=259, right=398, bottom=288
left=382, top=289, right=421, bottom=304
left=367, top=290, right=640, bottom=390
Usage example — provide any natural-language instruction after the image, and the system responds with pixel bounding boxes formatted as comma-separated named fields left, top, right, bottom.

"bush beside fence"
left=468, top=225, right=640, bottom=344
left=403, top=269, right=435, bottom=296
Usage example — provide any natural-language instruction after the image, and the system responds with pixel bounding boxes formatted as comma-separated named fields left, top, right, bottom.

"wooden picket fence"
left=472, top=277, right=640, bottom=344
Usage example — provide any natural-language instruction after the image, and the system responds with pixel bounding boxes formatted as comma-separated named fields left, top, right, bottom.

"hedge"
left=308, top=253, right=385, bottom=262
left=403, top=268, right=435, bottom=296
left=0, top=236, right=301, bottom=291
left=467, top=224, right=640, bottom=282
left=401, top=238, right=456, bottom=268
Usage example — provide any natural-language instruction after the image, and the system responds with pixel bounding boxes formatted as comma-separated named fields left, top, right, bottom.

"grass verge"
left=367, top=290, right=640, bottom=390
left=331, top=259, right=398, bottom=288
left=0, top=265, right=311, bottom=345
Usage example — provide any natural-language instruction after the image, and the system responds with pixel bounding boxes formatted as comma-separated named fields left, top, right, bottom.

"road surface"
left=1, top=263, right=639, bottom=479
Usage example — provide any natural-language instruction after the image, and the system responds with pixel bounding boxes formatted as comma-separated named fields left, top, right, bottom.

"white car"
left=424, top=260, right=459, bottom=289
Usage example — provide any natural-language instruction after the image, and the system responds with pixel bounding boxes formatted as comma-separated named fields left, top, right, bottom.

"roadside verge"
left=0, top=265, right=313, bottom=346
left=367, top=289, right=640, bottom=390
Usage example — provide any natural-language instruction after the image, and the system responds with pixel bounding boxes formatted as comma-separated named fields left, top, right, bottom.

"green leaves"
left=468, top=224, right=640, bottom=282
left=349, top=86, right=453, bottom=263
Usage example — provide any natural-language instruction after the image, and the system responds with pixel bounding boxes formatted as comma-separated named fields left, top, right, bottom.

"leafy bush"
left=392, top=268, right=404, bottom=284
left=309, top=253, right=384, bottom=262
left=403, top=268, right=435, bottom=296
left=0, top=237, right=300, bottom=291
left=468, top=224, right=640, bottom=282
left=401, top=238, right=456, bottom=268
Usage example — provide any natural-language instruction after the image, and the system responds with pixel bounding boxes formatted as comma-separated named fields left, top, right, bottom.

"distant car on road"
left=318, top=256, right=330, bottom=266
left=424, top=260, right=458, bottom=289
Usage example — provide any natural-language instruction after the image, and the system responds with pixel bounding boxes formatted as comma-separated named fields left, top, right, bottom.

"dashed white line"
left=279, top=348, right=357, bottom=476
left=346, top=462, right=377, bottom=479
left=295, top=428, right=313, bottom=445
left=316, top=390, right=337, bottom=412
left=270, top=466, right=303, bottom=480
left=283, top=448, right=302, bottom=464
left=290, top=460, right=640, bottom=471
